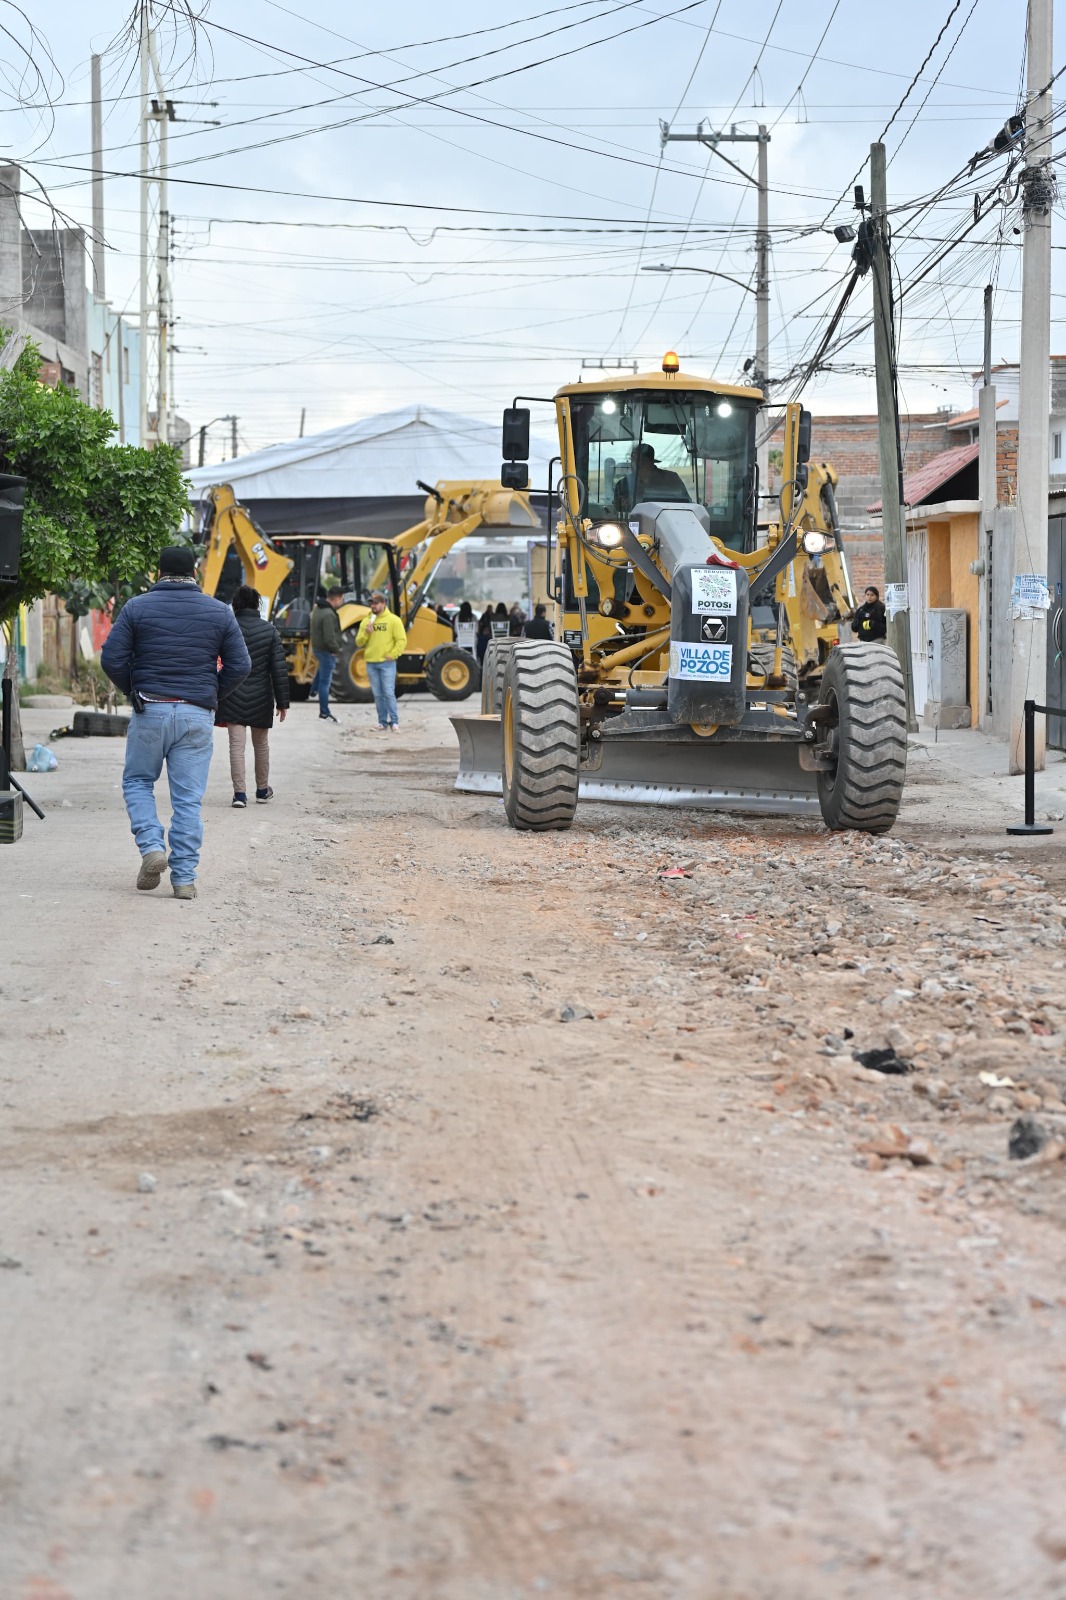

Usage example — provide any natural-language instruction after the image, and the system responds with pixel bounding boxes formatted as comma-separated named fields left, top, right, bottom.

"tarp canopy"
left=186, top=404, right=556, bottom=537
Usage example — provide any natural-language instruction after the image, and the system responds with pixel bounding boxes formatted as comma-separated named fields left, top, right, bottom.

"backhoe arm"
left=198, top=484, right=293, bottom=613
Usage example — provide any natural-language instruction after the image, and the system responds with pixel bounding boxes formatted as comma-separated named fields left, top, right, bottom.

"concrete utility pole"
left=1010, top=0, right=1054, bottom=774
left=868, top=142, right=917, bottom=730
left=660, top=122, right=770, bottom=484
left=138, top=14, right=148, bottom=448
left=139, top=20, right=176, bottom=449
left=90, top=54, right=105, bottom=299
left=231, top=416, right=238, bottom=460
left=978, top=284, right=997, bottom=728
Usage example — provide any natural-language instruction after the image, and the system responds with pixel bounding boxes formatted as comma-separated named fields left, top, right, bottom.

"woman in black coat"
left=215, top=585, right=290, bottom=807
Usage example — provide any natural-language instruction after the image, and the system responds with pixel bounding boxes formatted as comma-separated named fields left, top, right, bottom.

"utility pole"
left=139, top=18, right=176, bottom=449
left=138, top=13, right=148, bottom=448
left=299, top=406, right=306, bottom=438
left=1010, top=0, right=1054, bottom=774
left=978, top=285, right=997, bottom=730
left=231, top=416, right=238, bottom=460
left=116, top=314, right=125, bottom=445
left=660, top=121, right=770, bottom=484
left=90, top=54, right=105, bottom=299
left=867, top=142, right=917, bottom=729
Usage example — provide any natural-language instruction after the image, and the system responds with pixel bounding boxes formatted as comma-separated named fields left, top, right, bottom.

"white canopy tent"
left=186, top=404, right=556, bottom=538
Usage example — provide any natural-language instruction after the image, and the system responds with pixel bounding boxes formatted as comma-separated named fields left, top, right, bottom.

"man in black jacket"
left=101, top=546, right=250, bottom=900
left=851, top=586, right=887, bottom=643
left=523, top=604, right=553, bottom=640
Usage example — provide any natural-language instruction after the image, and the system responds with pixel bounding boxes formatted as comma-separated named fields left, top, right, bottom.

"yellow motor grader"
left=196, top=480, right=539, bottom=704
left=451, top=354, right=907, bottom=833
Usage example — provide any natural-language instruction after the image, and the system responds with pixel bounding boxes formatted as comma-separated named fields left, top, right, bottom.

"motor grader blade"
left=451, top=714, right=821, bottom=817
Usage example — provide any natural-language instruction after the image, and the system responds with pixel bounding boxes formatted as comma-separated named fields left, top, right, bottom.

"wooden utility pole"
left=868, top=142, right=917, bottom=729
left=1010, top=0, right=1054, bottom=774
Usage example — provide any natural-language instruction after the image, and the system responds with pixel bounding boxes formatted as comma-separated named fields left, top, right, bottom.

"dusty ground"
left=3, top=697, right=1066, bottom=1600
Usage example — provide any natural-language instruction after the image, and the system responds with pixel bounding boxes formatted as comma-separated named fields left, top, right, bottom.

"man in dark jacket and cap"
left=101, top=546, right=251, bottom=900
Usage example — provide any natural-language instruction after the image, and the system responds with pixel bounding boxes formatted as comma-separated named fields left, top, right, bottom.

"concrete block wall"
left=0, top=163, right=20, bottom=320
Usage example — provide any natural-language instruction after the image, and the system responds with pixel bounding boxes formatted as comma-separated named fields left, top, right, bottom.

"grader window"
left=571, top=391, right=757, bottom=551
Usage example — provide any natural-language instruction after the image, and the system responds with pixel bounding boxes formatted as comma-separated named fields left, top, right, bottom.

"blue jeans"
left=122, top=702, right=215, bottom=885
left=314, top=650, right=337, bottom=716
left=367, top=659, right=399, bottom=726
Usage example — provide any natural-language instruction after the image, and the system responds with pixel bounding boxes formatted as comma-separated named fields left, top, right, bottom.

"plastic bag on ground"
left=27, top=743, right=58, bottom=772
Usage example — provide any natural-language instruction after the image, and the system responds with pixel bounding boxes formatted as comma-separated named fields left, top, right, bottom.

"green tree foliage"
left=0, top=339, right=188, bottom=626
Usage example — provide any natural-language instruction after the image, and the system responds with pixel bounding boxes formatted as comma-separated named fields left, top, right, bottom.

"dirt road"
left=3, top=699, right=1066, bottom=1599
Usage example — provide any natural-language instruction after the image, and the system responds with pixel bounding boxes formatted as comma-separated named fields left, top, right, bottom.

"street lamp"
left=195, top=414, right=237, bottom=468
left=642, top=263, right=758, bottom=299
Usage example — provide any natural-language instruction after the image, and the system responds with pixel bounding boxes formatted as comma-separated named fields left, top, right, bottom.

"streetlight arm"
left=642, top=264, right=757, bottom=296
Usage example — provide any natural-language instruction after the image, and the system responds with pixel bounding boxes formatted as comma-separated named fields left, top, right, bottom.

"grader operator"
left=452, top=352, right=907, bottom=835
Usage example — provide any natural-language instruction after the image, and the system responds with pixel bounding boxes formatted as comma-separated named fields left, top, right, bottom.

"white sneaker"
left=389, top=724, right=400, bottom=733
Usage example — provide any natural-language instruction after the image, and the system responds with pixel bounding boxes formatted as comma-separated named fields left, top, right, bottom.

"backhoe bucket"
left=451, top=714, right=821, bottom=818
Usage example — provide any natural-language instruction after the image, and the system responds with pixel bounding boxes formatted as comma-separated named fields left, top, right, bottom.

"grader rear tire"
left=481, top=638, right=522, bottom=714
left=814, top=643, right=907, bottom=834
left=425, top=644, right=480, bottom=701
left=501, top=641, right=580, bottom=832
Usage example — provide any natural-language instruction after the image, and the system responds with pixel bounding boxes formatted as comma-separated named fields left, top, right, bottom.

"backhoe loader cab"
left=452, top=360, right=907, bottom=835
left=269, top=534, right=435, bottom=702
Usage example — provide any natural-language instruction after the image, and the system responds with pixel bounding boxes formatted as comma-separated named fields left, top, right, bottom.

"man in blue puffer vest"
left=101, top=546, right=251, bottom=900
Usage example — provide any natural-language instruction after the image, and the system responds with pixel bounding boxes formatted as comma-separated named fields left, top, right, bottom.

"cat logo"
left=251, top=540, right=269, bottom=570
left=700, top=616, right=727, bottom=643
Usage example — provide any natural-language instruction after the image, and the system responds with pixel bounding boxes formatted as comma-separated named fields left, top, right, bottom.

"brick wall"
left=996, top=426, right=1018, bottom=505
left=841, top=532, right=885, bottom=596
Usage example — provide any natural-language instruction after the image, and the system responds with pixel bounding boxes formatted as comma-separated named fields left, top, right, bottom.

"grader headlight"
left=588, top=521, right=625, bottom=549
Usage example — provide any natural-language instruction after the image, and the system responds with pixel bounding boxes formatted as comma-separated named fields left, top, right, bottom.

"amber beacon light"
left=662, top=349, right=680, bottom=375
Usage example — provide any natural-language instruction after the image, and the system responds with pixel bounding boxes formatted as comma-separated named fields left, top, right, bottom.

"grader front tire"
left=501, top=641, right=579, bottom=832
left=481, top=638, right=521, bottom=714
left=815, top=643, right=907, bottom=834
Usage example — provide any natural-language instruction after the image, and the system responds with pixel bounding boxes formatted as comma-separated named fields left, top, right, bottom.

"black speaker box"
left=0, top=474, right=27, bottom=583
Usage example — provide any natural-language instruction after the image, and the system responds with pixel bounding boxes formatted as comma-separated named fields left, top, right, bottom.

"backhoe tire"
left=425, top=644, right=479, bottom=702
left=814, top=643, right=907, bottom=835
left=748, top=642, right=798, bottom=691
left=334, top=633, right=374, bottom=704
left=501, top=641, right=579, bottom=832
left=481, top=638, right=522, bottom=714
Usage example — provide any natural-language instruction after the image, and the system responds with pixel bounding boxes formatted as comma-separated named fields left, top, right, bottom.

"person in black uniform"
left=851, top=586, right=887, bottom=643
left=523, top=604, right=553, bottom=640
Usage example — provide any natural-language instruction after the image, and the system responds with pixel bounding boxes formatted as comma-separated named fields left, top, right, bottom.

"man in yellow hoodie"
left=356, top=590, right=407, bottom=731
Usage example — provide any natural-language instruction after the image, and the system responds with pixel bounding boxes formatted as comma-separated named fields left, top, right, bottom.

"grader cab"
left=452, top=356, right=907, bottom=834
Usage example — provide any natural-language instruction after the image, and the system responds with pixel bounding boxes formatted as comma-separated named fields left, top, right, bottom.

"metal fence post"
left=1007, top=699, right=1054, bottom=834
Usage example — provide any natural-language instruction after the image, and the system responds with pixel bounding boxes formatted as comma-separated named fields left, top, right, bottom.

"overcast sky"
left=11, top=0, right=1053, bottom=460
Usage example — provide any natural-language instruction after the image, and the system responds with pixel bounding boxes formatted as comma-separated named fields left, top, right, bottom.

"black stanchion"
left=1007, top=698, right=1055, bottom=836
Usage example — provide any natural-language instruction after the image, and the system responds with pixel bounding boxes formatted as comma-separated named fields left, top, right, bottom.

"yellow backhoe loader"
left=451, top=355, right=906, bottom=834
left=196, top=479, right=540, bottom=705
left=196, top=483, right=295, bottom=612
left=270, top=479, right=540, bottom=703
